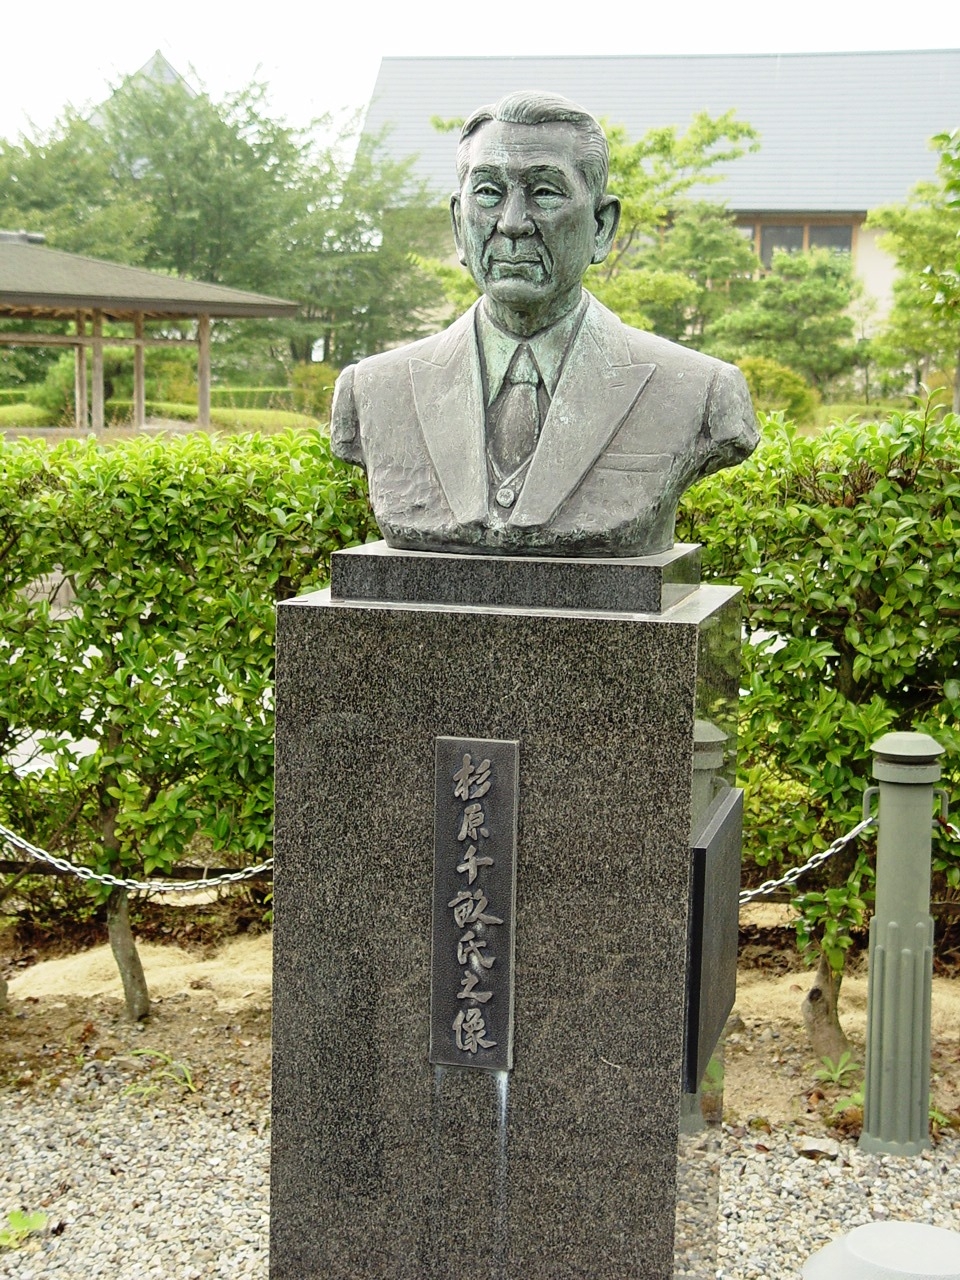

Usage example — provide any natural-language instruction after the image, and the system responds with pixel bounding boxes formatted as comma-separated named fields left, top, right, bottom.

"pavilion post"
left=91, top=310, right=104, bottom=431
left=197, top=314, right=211, bottom=428
left=74, top=312, right=87, bottom=429
left=133, top=314, right=146, bottom=429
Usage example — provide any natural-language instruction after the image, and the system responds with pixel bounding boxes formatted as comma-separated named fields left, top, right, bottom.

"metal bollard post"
left=859, top=731, right=943, bottom=1156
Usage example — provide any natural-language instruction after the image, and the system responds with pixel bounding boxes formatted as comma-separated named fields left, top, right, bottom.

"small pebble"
left=1, top=1082, right=957, bottom=1278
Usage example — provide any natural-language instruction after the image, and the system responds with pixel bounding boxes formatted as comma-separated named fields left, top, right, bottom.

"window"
left=760, top=225, right=804, bottom=267
left=808, top=225, right=853, bottom=253
left=740, top=219, right=857, bottom=268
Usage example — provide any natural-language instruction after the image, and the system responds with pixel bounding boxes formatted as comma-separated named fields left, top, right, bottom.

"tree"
left=0, top=112, right=150, bottom=262
left=705, top=247, right=857, bottom=391
left=281, top=134, right=448, bottom=367
left=0, top=112, right=151, bottom=386
left=585, top=111, right=759, bottom=331
left=628, top=201, right=760, bottom=343
left=867, top=129, right=960, bottom=413
left=0, top=74, right=448, bottom=375
left=102, top=77, right=301, bottom=294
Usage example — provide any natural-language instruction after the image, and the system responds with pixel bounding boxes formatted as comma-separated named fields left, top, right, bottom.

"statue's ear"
left=592, top=195, right=620, bottom=264
left=450, top=193, right=468, bottom=266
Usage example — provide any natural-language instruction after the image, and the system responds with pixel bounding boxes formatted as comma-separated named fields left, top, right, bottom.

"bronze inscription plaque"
left=430, top=736, right=518, bottom=1071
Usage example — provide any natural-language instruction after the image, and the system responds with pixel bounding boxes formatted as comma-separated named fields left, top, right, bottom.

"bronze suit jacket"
left=330, top=293, right=758, bottom=557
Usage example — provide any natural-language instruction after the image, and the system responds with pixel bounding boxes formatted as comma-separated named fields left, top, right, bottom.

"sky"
left=1, top=1, right=958, bottom=143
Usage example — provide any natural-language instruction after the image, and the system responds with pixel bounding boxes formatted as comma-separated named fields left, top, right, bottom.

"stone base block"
left=270, top=579, right=740, bottom=1280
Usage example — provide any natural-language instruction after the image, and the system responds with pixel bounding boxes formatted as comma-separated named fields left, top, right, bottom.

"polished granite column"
left=270, top=543, right=740, bottom=1280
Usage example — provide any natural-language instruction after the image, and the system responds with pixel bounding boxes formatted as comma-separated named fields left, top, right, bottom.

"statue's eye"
left=532, top=184, right=565, bottom=206
left=473, top=182, right=502, bottom=205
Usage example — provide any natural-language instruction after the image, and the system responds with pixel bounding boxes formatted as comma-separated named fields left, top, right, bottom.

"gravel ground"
left=2, top=1076, right=958, bottom=1280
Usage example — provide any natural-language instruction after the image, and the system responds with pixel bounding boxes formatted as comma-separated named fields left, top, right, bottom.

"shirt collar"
left=476, top=293, right=587, bottom=403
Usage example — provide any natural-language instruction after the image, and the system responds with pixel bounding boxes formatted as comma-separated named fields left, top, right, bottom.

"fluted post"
left=859, top=731, right=943, bottom=1155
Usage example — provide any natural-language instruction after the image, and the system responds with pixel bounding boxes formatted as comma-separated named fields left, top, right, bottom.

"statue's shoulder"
left=343, top=306, right=478, bottom=390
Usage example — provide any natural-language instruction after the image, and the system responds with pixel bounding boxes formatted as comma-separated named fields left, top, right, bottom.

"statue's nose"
left=496, top=188, right=535, bottom=236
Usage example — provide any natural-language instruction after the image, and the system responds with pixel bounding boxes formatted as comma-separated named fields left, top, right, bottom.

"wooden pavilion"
left=0, top=232, right=299, bottom=428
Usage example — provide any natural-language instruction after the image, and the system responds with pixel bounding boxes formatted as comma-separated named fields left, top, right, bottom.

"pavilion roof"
left=0, top=239, right=299, bottom=320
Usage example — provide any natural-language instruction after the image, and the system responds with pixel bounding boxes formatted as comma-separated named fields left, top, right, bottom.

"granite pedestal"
left=271, top=543, right=740, bottom=1280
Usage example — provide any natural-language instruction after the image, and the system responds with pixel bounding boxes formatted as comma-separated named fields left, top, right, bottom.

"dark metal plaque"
left=684, top=787, right=743, bottom=1092
left=430, top=737, right=518, bottom=1071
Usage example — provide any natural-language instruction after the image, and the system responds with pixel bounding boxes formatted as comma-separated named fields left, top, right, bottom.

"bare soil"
left=2, top=912, right=959, bottom=1138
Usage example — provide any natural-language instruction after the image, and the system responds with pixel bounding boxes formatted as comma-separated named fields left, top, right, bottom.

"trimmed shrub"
left=290, top=362, right=339, bottom=422
left=678, top=407, right=960, bottom=965
left=0, top=403, right=57, bottom=427
left=0, top=389, right=30, bottom=406
left=209, top=387, right=294, bottom=411
left=736, top=355, right=819, bottom=423
left=104, top=401, right=320, bottom=431
left=0, top=430, right=377, bottom=901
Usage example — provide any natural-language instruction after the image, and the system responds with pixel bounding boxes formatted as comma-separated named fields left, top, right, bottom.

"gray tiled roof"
left=364, top=50, right=960, bottom=213
left=0, top=241, right=298, bottom=317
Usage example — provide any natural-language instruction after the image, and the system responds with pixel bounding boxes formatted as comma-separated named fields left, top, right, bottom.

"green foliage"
left=0, top=403, right=56, bottom=427
left=29, top=346, right=199, bottom=421
left=736, top=356, right=819, bottom=422
left=813, top=1052, right=862, bottom=1087
left=284, top=158, right=448, bottom=367
left=122, top=1047, right=197, bottom=1099
left=623, top=202, right=761, bottom=342
left=0, top=111, right=150, bottom=261
left=868, top=129, right=960, bottom=412
left=0, top=1210, right=47, bottom=1251
left=209, top=387, right=293, bottom=410
left=810, top=401, right=909, bottom=430
left=410, top=252, right=481, bottom=320
left=0, top=432, right=377, bottom=899
left=289, top=363, right=339, bottom=421
left=677, top=407, right=960, bottom=963
left=0, top=75, right=446, bottom=371
left=587, top=114, right=759, bottom=329
left=706, top=248, right=857, bottom=391
left=0, top=388, right=30, bottom=404
left=103, top=403, right=319, bottom=431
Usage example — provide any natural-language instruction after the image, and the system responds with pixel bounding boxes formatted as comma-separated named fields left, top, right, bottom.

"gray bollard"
left=860, top=731, right=944, bottom=1156
left=803, top=1221, right=960, bottom=1279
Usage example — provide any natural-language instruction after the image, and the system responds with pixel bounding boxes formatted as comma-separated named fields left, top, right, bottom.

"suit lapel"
left=510, top=299, right=655, bottom=528
left=409, top=305, right=488, bottom=526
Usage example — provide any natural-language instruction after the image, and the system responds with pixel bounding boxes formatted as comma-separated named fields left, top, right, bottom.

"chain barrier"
left=4, top=805, right=953, bottom=903
left=0, top=822, right=273, bottom=895
left=738, top=814, right=877, bottom=906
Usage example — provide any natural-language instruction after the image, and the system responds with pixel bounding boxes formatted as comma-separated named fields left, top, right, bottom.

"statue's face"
left=451, top=120, right=618, bottom=333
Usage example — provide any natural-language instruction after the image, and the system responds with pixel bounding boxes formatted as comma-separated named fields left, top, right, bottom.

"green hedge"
left=104, top=401, right=319, bottom=431
left=0, top=388, right=30, bottom=406
left=0, top=403, right=57, bottom=427
left=678, top=407, right=960, bottom=965
left=209, top=387, right=293, bottom=410
left=0, top=430, right=377, bottom=889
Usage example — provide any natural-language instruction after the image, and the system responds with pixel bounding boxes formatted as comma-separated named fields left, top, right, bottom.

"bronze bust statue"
left=331, top=90, right=758, bottom=558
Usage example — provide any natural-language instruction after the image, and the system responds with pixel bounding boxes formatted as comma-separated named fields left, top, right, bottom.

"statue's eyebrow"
left=522, top=165, right=572, bottom=186
left=468, top=162, right=573, bottom=188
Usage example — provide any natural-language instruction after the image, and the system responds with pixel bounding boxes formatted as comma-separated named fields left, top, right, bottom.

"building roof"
left=364, top=49, right=960, bottom=214
left=0, top=239, right=299, bottom=319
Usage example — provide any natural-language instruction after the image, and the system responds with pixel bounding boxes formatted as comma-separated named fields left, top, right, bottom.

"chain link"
left=738, top=814, right=876, bottom=906
left=0, top=822, right=273, bottom=894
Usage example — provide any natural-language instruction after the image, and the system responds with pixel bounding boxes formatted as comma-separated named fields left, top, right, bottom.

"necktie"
left=486, top=345, right=542, bottom=478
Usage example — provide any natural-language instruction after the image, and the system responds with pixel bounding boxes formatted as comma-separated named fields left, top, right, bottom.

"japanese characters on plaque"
left=430, top=737, right=518, bottom=1072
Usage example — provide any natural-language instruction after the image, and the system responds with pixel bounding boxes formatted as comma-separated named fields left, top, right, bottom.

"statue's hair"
left=456, top=91, right=609, bottom=201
